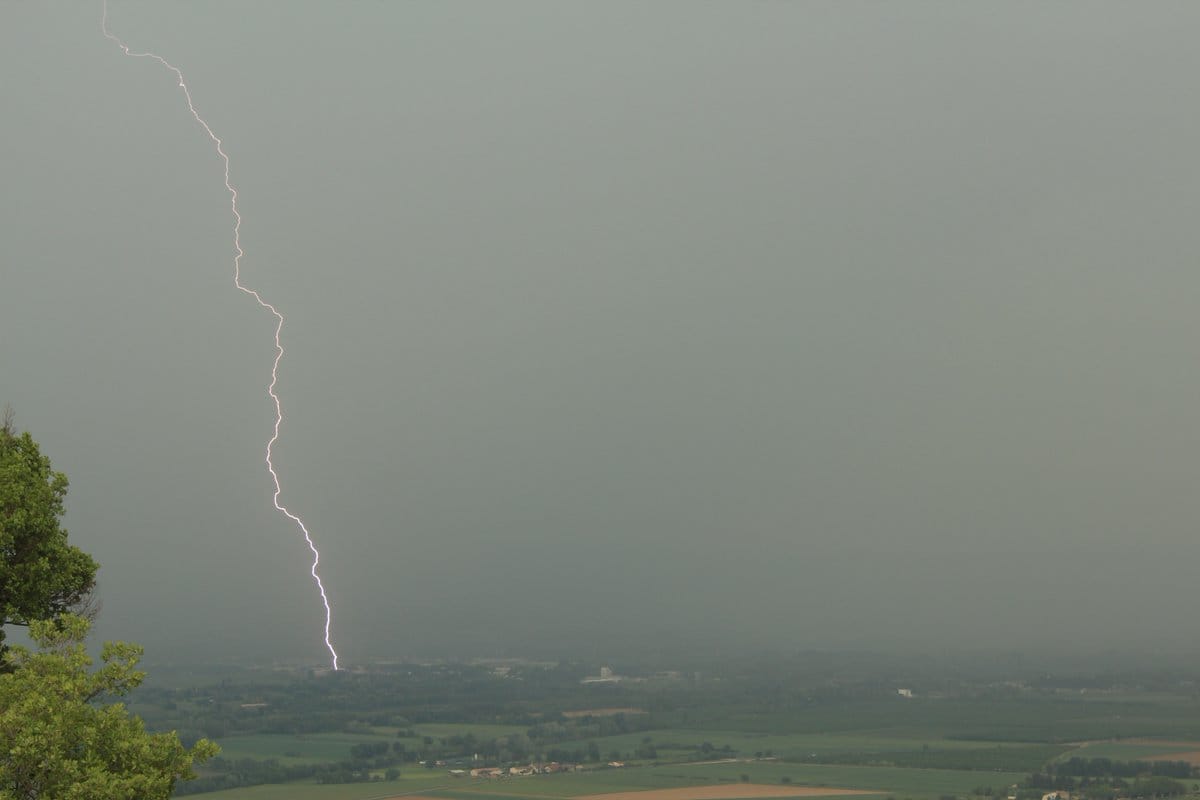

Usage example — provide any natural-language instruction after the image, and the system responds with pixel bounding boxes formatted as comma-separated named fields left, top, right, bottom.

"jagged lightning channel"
left=101, top=1, right=339, bottom=670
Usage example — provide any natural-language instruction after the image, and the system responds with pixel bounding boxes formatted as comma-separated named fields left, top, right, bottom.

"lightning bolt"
left=102, top=0, right=340, bottom=670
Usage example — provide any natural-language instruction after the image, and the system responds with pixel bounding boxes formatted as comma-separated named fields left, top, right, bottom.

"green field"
left=193, top=781, right=450, bottom=800
left=1056, top=741, right=1199, bottom=761
left=669, top=762, right=1028, bottom=797
left=203, top=759, right=1032, bottom=800
left=199, top=703, right=1184, bottom=800
left=659, top=698, right=1200, bottom=743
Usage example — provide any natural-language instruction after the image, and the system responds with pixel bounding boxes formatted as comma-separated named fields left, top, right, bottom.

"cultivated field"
left=1057, top=739, right=1200, bottom=763
left=576, top=785, right=879, bottom=800
left=1133, top=742, right=1200, bottom=766
left=151, top=659, right=1200, bottom=800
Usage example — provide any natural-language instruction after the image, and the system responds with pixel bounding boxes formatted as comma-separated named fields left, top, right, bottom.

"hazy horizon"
left=4, top=2, right=1200, bottom=666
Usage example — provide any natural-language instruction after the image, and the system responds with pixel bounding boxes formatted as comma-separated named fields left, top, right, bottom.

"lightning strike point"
left=101, top=0, right=340, bottom=670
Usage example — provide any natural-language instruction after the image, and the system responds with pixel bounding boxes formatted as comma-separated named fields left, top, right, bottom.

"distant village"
left=438, top=761, right=603, bottom=778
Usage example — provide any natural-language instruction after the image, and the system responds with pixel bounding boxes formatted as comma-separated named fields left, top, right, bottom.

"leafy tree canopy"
left=0, top=415, right=215, bottom=796
left=0, top=414, right=99, bottom=650
left=0, top=614, right=217, bottom=799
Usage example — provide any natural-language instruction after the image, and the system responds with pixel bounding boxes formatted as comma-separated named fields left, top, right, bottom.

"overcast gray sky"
left=4, top=1, right=1200, bottom=666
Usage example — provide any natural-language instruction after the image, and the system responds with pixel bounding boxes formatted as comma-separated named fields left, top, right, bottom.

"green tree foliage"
left=0, top=418, right=214, bottom=796
left=0, top=614, right=217, bottom=800
left=0, top=414, right=98, bottom=653
left=1130, top=777, right=1188, bottom=798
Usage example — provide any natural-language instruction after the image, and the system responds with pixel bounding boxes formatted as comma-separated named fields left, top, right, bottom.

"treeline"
left=1019, top=776, right=1189, bottom=800
left=1051, top=759, right=1196, bottom=780
left=797, top=745, right=1070, bottom=773
left=1017, top=758, right=1196, bottom=800
left=388, top=712, right=648, bottom=765
left=176, top=748, right=406, bottom=795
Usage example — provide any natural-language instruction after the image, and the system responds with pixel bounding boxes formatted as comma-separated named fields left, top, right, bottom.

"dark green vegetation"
left=1020, top=758, right=1195, bottom=800
left=120, top=654, right=1200, bottom=799
left=0, top=409, right=97, bottom=656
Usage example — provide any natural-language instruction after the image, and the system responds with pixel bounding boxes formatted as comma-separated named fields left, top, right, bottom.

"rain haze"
left=3, top=2, right=1200, bottom=666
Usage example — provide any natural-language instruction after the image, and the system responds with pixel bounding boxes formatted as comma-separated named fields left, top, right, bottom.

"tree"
left=0, top=417, right=215, bottom=796
left=0, top=411, right=98, bottom=654
left=0, top=614, right=217, bottom=799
